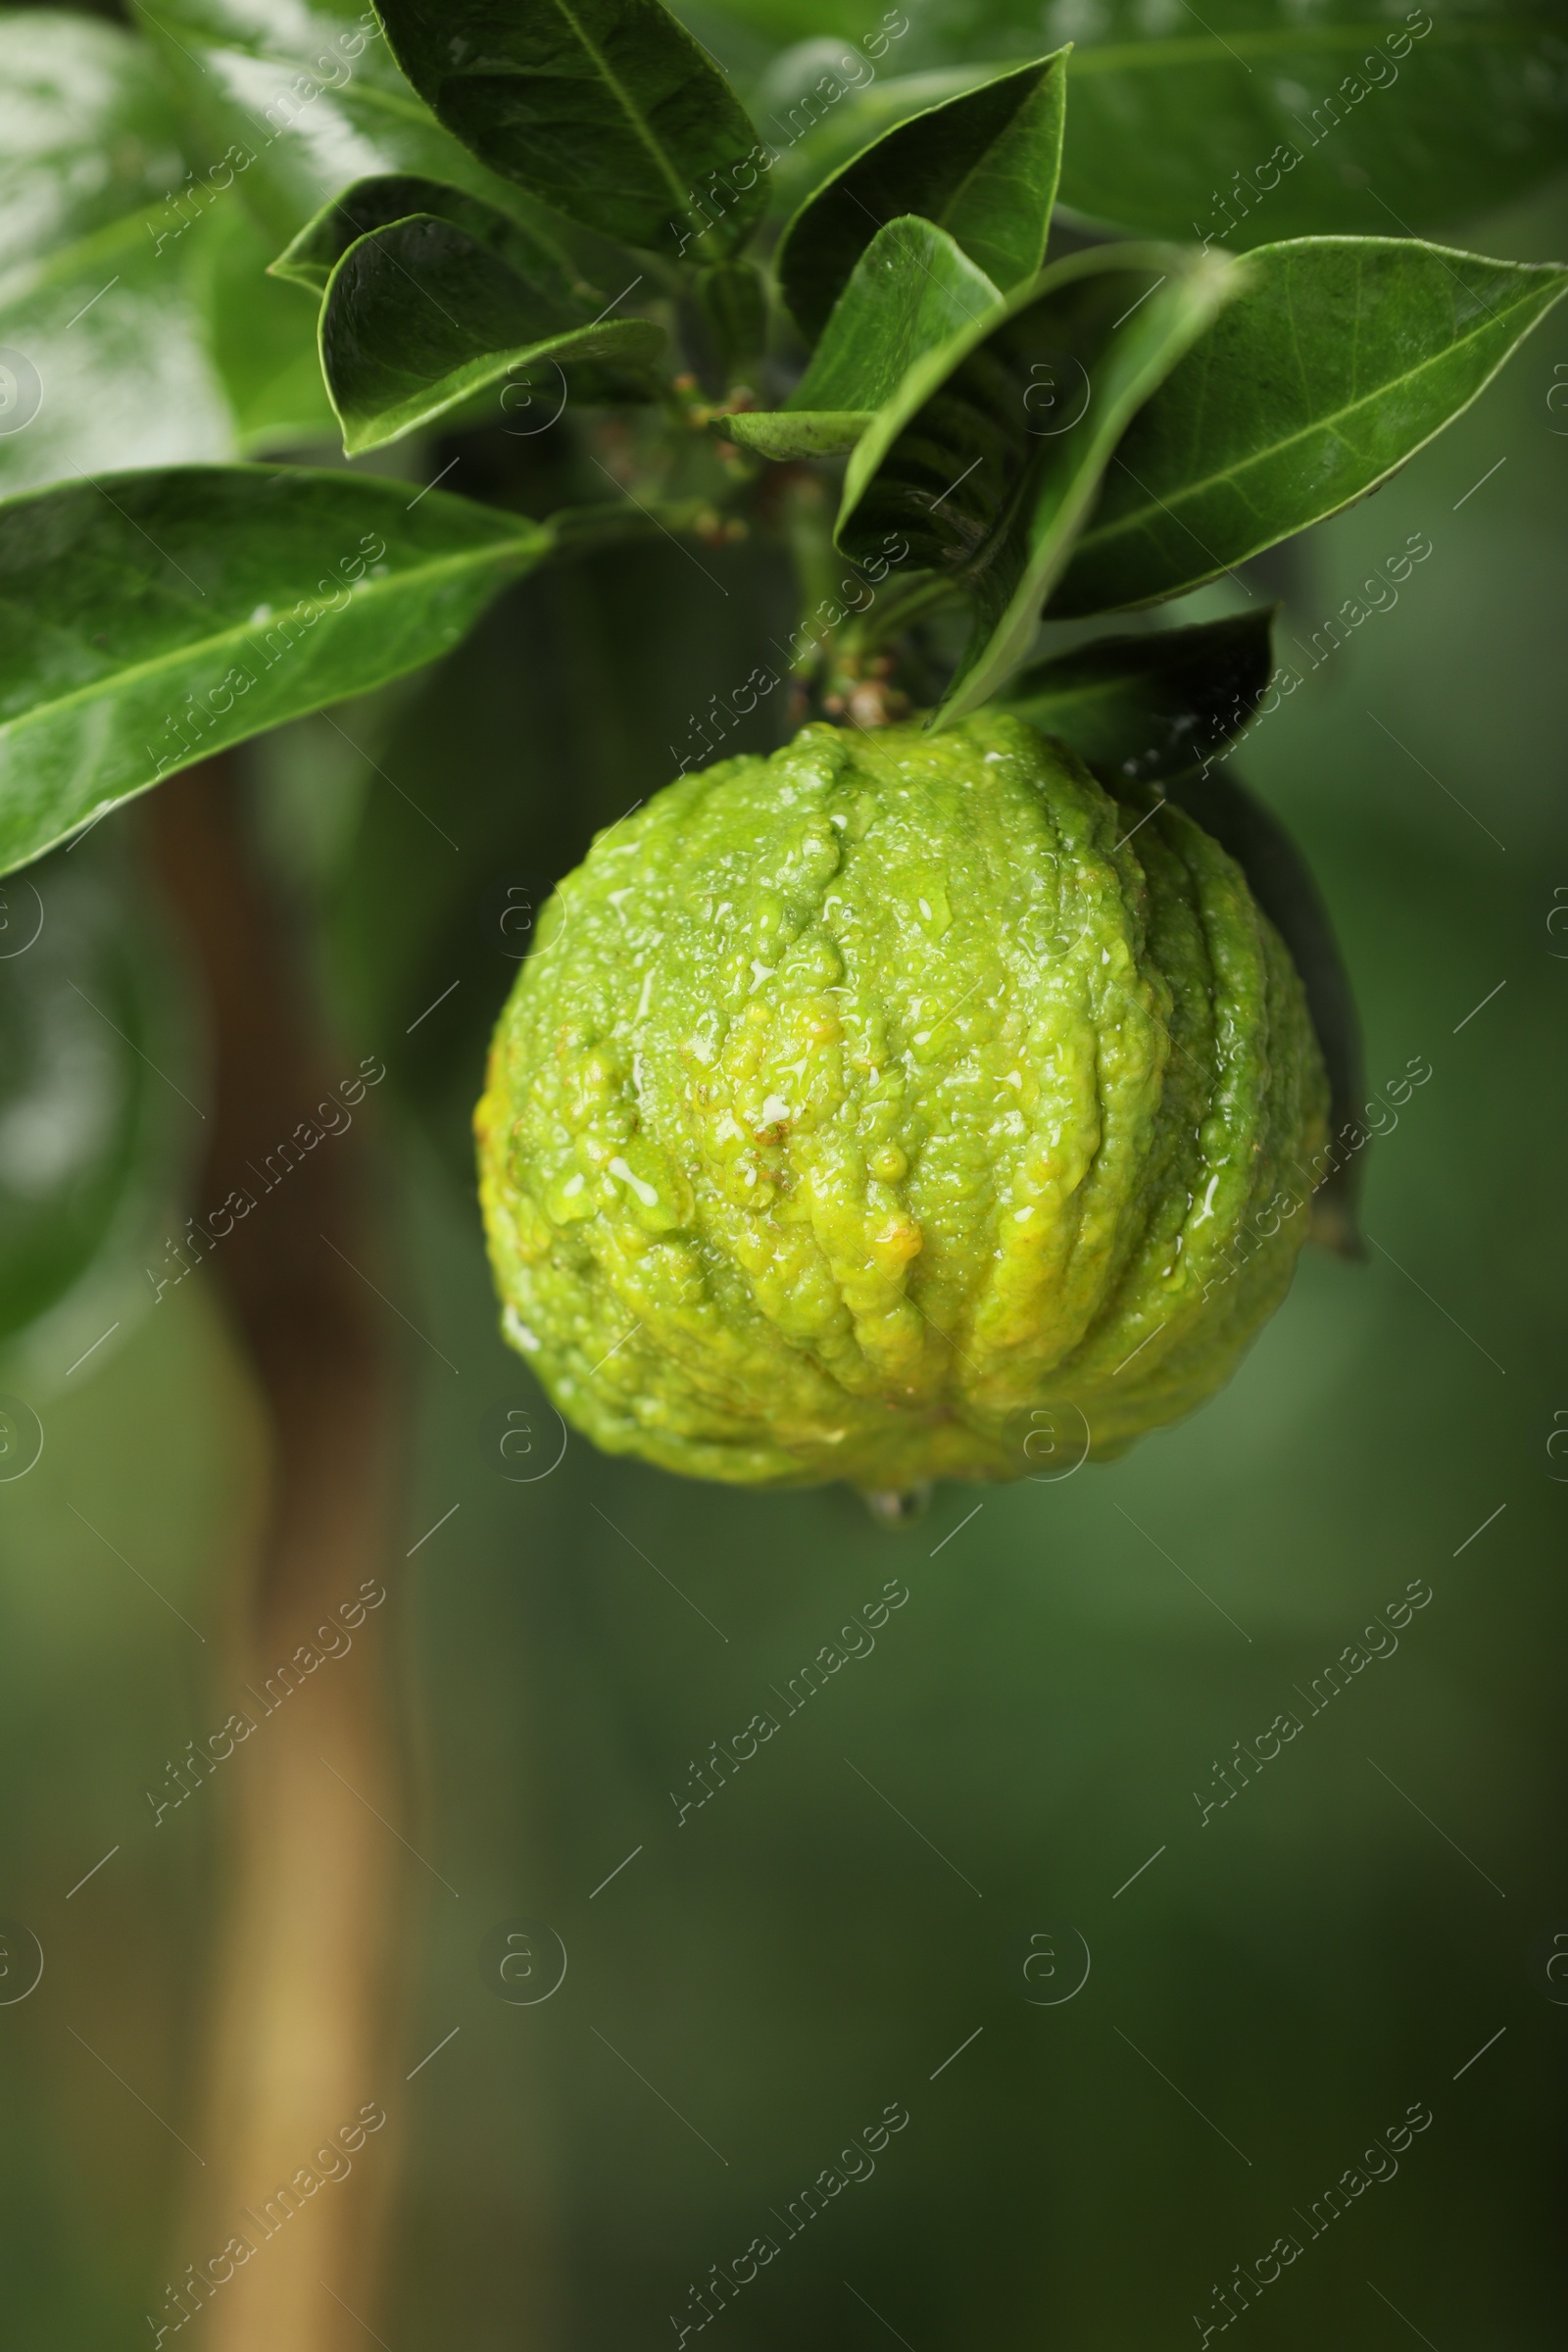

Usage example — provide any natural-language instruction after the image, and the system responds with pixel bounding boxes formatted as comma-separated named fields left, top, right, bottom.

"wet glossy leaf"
left=727, top=215, right=999, bottom=461
left=129, top=0, right=526, bottom=244
left=0, top=12, right=335, bottom=492
left=376, top=0, right=766, bottom=260
left=0, top=190, right=338, bottom=499
left=1000, top=611, right=1276, bottom=788
left=777, top=51, right=1066, bottom=340
left=0, top=11, right=184, bottom=274
left=1051, top=237, right=1568, bottom=616
left=0, top=205, right=227, bottom=494
left=0, top=468, right=550, bottom=874
left=320, top=216, right=665, bottom=454
left=839, top=243, right=1240, bottom=722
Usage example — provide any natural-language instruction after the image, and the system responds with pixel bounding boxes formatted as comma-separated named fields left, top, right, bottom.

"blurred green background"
left=0, top=3, right=1565, bottom=2346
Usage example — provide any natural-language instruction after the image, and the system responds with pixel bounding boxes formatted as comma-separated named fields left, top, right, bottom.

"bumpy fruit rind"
left=477, top=713, right=1329, bottom=1489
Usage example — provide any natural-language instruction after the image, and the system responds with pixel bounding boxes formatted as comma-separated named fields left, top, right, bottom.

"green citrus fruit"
left=476, top=713, right=1328, bottom=1491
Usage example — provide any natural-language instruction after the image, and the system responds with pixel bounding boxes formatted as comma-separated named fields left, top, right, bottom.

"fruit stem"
left=550, top=495, right=725, bottom=558
left=844, top=571, right=965, bottom=657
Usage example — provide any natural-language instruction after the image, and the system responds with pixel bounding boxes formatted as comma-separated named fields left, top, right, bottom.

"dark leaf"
left=0, top=467, right=549, bottom=874
left=838, top=243, right=1240, bottom=722
left=760, top=66, right=991, bottom=220
left=776, top=51, right=1067, bottom=341
left=696, top=259, right=768, bottom=377
left=270, top=172, right=585, bottom=306
left=319, top=217, right=665, bottom=454
left=1051, top=237, right=1568, bottom=616
left=324, top=530, right=798, bottom=1172
left=998, top=611, right=1276, bottom=788
left=130, top=0, right=527, bottom=243
left=375, top=0, right=767, bottom=259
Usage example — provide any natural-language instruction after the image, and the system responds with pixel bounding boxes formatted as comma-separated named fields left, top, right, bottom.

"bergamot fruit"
left=476, top=712, right=1329, bottom=1490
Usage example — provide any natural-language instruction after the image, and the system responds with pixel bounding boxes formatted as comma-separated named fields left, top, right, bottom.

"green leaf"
left=0, top=11, right=185, bottom=275
left=724, top=411, right=869, bottom=460
left=0, top=184, right=336, bottom=500
left=0, top=206, right=218, bottom=493
left=0, top=467, right=550, bottom=875
left=1000, top=611, right=1275, bottom=788
left=375, top=0, right=767, bottom=259
left=731, top=7, right=1568, bottom=250
left=1055, top=4, right=1568, bottom=248
left=0, top=11, right=338, bottom=491
left=727, top=215, right=1000, bottom=461
left=129, top=0, right=530, bottom=244
left=776, top=52, right=1066, bottom=341
left=0, top=3, right=220, bottom=491
left=838, top=243, right=1241, bottom=723
left=758, top=67, right=989, bottom=220
left=0, top=844, right=194, bottom=1355
left=319, top=216, right=665, bottom=454
left=191, top=204, right=339, bottom=447
left=695, top=258, right=767, bottom=377
left=793, top=217, right=1000, bottom=405
left=1051, top=237, right=1568, bottom=617
left=270, top=172, right=585, bottom=306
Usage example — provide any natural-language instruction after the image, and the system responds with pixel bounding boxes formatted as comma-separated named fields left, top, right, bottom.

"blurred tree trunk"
left=151, top=763, right=406, bottom=2352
